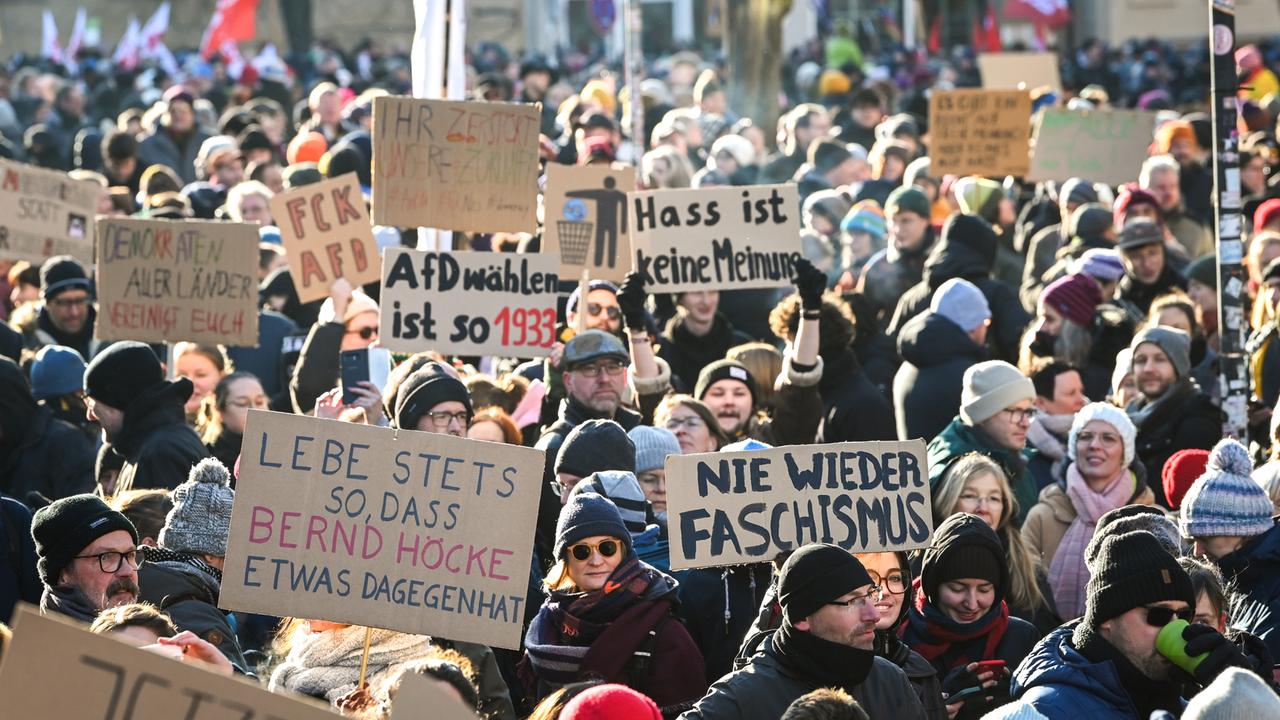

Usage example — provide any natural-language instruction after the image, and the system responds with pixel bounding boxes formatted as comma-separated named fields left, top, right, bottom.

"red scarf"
left=902, top=578, right=1011, bottom=669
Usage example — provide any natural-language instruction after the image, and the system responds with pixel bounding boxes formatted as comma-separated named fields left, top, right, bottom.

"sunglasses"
left=1144, top=605, right=1194, bottom=627
left=587, top=303, right=621, bottom=320
left=347, top=326, right=378, bottom=340
left=567, top=539, right=620, bottom=562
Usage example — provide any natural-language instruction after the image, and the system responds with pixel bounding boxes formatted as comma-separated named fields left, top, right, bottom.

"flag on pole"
left=1003, top=0, right=1071, bottom=29
left=113, top=16, right=142, bottom=71
left=140, top=3, right=180, bottom=77
left=201, top=0, right=260, bottom=60
left=41, top=10, right=63, bottom=64
left=64, top=8, right=87, bottom=71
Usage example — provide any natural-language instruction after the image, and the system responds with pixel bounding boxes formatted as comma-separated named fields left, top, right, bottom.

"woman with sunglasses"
left=290, top=278, right=381, bottom=415
left=522, top=492, right=706, bottom=715
left=903, top=513, right=1040, bottom=720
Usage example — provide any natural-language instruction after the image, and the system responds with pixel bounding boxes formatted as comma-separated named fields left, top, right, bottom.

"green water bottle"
left=1155, top=619, right=1210, bottom=674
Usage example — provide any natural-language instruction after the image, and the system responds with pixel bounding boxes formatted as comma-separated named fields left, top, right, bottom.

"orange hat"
left=818, top=69, right=852, bottom=97
left=1155, top=120, right=1198, bottom=154
left=287, top=131, right=328, bottom=165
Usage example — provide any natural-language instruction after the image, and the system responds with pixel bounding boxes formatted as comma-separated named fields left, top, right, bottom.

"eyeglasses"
left=1077, top=431, right=1122, bottom=447
left=866, top=571, right=908, bottom=595
left=587, top=303, right=621, bottom=320
left=1003, top=407, right=1038, bottom=424
left=50, top=295, right=89, bottom=309
left=428, top=411, right=469, bottom=427
left=572, top=362, right=626, bottom=378
left=827, top=587, right=885, bottom=608
left=665, top=416, right=706, bottom=431
left=1143, top=605, right=1194, bottom=627
left=346, top=326, right=378, bottom=340
left=73, top=549, right=144, bottom=573
left=550, top=477, right=582, bottom=497
left=567, top=539, right=620, bottom=561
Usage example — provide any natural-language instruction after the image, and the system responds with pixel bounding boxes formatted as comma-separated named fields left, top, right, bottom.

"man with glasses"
left=1006, top=530, right=1257, bottom=717
left=391, top=362, right=473, bottom=437
left=31, top=493, right=142, bottom=621
left=18, top=256, right=108, bottom=360
left=927, top=361, right=1040, bottom=525
left=682, top=543, right=924, bottom=719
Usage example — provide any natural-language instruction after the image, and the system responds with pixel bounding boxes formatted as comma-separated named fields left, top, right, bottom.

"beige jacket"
left=1021, top=474, right=1156, bottom=571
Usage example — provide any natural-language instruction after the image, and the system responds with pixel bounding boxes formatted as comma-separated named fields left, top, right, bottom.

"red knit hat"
left=1114, top=186, right=1163, bottom=228
left=1163, top=448, right=1211, bottom=510
left=560, top=685, right=662, bottom=720
left=1041, top=273, right=1102, bottom=327
left=1254, top=198, right=1280, bottom=233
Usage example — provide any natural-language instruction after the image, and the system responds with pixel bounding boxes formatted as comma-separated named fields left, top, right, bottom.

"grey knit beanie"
left=1130, top=326, right=1192, bottom=381
left=1180, top=439, right=1274, bottom=540
left=629, top=425, right=681, bottom=474
left=159, top=458, right=235, bottom=557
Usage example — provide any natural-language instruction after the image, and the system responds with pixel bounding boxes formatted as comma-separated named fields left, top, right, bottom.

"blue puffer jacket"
left=1217, top=522, right=1280, bottom=657
left=1006, top=624, right=1169, bottom=720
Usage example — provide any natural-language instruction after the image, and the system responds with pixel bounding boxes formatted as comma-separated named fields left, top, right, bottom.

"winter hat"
left=1180, top=439, right=1274, bottom=539
left=237, top=125, right=274, bottom=158
left=556, top=419, right=637, bottom=478
left=159, top=458, right=235, bottom=557
left=1182, top=667, right=1280, bottom=719
left=629, top=425, right=681, bottom=474
left=960, top=361, right=1035, bottom=426
left=810, top=139, right=854, bottom=175
left=777, top=543, right=874, bottom=624
left=722, top=438, right=773, bottom=452
left=840, top=200, right=887, bottom=240
left=939, top=214, right=998, bottom=271
left=903, top=156, right=934, bottom=188
left=803, top=189, right=854, bottom=228
left=1162, top=449, right=1211, bottom=511
left=953, top=176, right=1004, bottom=225
left=1069, top=204, right=1114, bottom=242
left=885, top=186, right=931, bottom=219
left=195, top=135, right=237, bottom=175
left=554, top=492, right=631, bottom=560
left=83, top=341, right=165, bottom=410
left=287, top=131, right=328, bottom=165
left=258, top=225, right=282, bottom=244
left=817, top=69, right=853, bottom=98
left=31, top=494, right=139, bottom=586
left=1254, top=198, right=1280, bottom=232
left=1186, top=255, right=1218, bottom=290
left=695, top=359, right=757, bottom=406
left=1073, top=248, right=1126, bottom=283
left=1081, top=530, right=1194, bottom=629
left=1116, top=219, right=1164, bottom=251
left=1059, top=177, right=1099, bottom=207
left=1041, top=273, right=1103, bottom=328
left=393, top=363, right=472, bottom=430
left=560, top=684, right=662, bottom=720
left=566, top=280, right=619, bottom=315
left=318, top=289, right=379, bottom=326
left=1110, top=348, right=1134, bottom=396
left=282, top=163, right=323, bottom=189
left=30, top=345, right=86, bottom=400
left=570, top=471, right=649, bottom=537
left=1130, top=326, right=1192, bottom=381
left=930, top=278, right=990, bottom=332
left=40, top=255, right=92, bottom=299
left=1084, top=505, right=1183, bottom=572
left=1114, top=187, right=1163, bottom=228
left=1067, top=402, right=1137, bottom=468
left=920, top=513, right=1008, bottom=606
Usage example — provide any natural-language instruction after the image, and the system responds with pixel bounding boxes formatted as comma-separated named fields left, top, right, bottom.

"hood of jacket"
left=1217, top=521, right=1280, bottom=585
left=0, top=359, right=38, bottom=451
left=924, top=215, right=998, bottom=288
left=138, top=557, right=221, bottom=608
left=1011, top=624, right=1135, bottom=714
left=919, top=513, right=1010, bottom=608
left=113, top=378, right=195, bottom=461
left=898, top=311, right=986, bottom=368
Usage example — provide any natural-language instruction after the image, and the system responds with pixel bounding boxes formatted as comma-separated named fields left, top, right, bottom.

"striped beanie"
left=840, top=200, right=887, bottom=241
left=1041, top=273, right=1102, bottom=327
left=570, top=471, right=651, bottom=538
left=1180, top=439, right=1274, bottom=539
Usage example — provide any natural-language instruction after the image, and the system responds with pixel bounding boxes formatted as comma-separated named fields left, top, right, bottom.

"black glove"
left=792, top=257, right=826, bottom=312
left=1229, top=630, right=1277, bottom=683
left=617, top=271, right=648, bottom=331
left=1183, top=623, right=1253, bottom=684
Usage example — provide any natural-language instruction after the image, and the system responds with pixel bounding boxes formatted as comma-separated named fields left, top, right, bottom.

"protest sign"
left=220, top=410, right=544, bottom=650
left=629, top=184, right=803, bottom=293
left=542, top=163, right=637, bottom=283
left=978, top=52, right=1062, bottom=93
left=928, top=89, right=1032, bottom=177
left=95, top=217, right=259, bottom=347
left=371, top=96, right=540, bottom=233
left=1029, top=108, right=1158, bottom=186
left=270, top=173, right=379, bottom=304
left=379, top=247, right=559, bottom=357
left=0, top=158, right=99, bottom=265
left=0, top=606, right=337, bottom=719
left=665, top=440, right=933, bottom=571
left=390, top=673, right=476, bottom=720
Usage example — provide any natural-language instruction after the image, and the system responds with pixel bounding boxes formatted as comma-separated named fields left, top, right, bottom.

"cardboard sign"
left=0, top=158, right=99, bottom=265
left=0, top=606, right=337, bottom=719
left=379, top=248, right=559, bottom=357
left=928, top=89, right=1032, bottom=177
left=371, top=96, right=540, bottom=233
left=270, top=173, right=380, bottom=304
left=1029, top=108, right=1158, bottom=186
left=978, top=52, right=1062, bottom=93
left=629, top=184, right=803, bottom=293
left=95, top=218, right=259, bottom=347
left=542, top=163, right=637, bottom=283
left=665, top=440, right=933, bottom=571
left=390, top=673, right=477, bottom=720
left=219, top=411, right=544, bottom=650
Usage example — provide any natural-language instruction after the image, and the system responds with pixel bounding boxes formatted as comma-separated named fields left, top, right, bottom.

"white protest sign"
left=0, top=158, right=99, bottom=265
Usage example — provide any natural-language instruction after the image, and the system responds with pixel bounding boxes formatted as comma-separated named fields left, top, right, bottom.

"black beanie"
left=555, top=419, right=636, bottom=477
left=83, top=341, right=165, bottom=410
left=237, top=125, right=274, bottom=157
left=695, top=359, right=757, bottom=406
left=1186, top=255, right=1218, bottom=290
left=778, top=543, right=874, bottom=623
left=810, top=139, right=854, bottom=175
left=394, top=363, right=473, bottom=430
left=31, top=494, right=138, bottom=586
left=939, top=214, right=998, bottom=274
left=40, top=255, right=92, bottom=300
left=920, top=513, right=1009, bottom=607
left=1082, top=530, right=1194, bottom=629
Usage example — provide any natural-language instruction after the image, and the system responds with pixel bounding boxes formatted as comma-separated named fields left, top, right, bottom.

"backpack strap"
left=625, top=613, right=671, bottom=691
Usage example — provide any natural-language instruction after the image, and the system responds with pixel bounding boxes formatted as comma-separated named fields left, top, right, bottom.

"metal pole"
left=624, top=0, right=644, bottom=177
left=904, top=0, right=916, bottom=49
left=1210, top=0, right=1247, bottom=440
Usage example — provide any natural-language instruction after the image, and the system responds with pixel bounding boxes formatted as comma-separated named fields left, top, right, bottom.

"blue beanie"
left=30, top=345, right=86, bottom=401
left=554, top=492, right=631, bottom=560
left=1180, top=439, right=1274, bottom=539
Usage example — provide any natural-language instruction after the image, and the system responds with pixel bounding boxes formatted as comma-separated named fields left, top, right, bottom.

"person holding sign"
left=290, top=279, right=382, bottom=416
left=682, top=544, right=924, bottom=720
left=523, top=492, right=706, bottom=715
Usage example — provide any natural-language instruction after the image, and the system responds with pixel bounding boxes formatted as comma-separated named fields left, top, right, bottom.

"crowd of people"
left=5, top=21, right=1280, bottom=720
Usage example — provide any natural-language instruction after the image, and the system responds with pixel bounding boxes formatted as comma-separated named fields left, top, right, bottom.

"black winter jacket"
left=0, top=496, right=40, bottom=624
left=894, top=311, right=987, bottom=442
left=1128, top=382, right=1223, bottom=507
left=138, top=558, right=247, bottom=672
left=815, top=347, right=897, bottom=444
left=658, top=313, right=753, bottom=394
left=112, top=379, right=210, bottom=493
left=0, top=359, right=94, bottom=501
left=290, top=321, right=344, bottom=415
left=676, top=563, right=773, bottom=683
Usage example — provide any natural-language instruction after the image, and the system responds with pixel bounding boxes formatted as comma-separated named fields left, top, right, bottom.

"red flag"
left=927, top=14, right=941, bottom=55
left=1004, top=0, right=1070, bottom=29
left=982, top=5, right=1002, bottom=53
left=200, top=0, right=259, bottom=59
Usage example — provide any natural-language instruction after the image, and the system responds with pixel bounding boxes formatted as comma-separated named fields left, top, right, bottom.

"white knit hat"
left=960, top=361, right=1035, bottom=426
left=1182, top=667, right=1280, bottom=719
left=1067, top=402, right=1137, bottom=469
